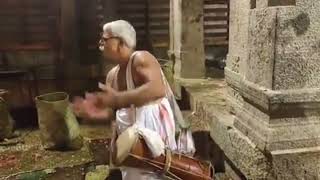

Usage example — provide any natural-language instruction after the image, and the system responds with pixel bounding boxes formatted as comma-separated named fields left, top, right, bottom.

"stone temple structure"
left=170, top=0, right=320, bottom=179
left=225, top=0, right=320, bottom=179
left=0, top=0, right=319, bottom=179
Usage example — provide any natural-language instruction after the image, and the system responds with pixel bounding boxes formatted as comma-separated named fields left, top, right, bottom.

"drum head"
left=115, top=126, right=139, bottom=165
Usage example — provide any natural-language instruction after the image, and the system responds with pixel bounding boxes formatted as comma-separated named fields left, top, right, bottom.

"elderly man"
left=72, top=20, right=194, bottom=180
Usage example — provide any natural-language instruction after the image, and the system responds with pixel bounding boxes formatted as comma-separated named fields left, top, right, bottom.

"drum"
left=113, top=136, right=214, bottom=180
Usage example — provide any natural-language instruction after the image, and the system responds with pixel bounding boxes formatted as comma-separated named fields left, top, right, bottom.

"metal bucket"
left=35, top=92, right=83, bottom=150
left=0, top=89, right=14, bottom=140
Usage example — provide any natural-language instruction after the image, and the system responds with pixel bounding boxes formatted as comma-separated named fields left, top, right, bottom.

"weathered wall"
left=273, top=1, right=320, bottom=90
left=0, top=0, right=118, bottom=108
left=224, top=0, right=320, bottom=179
left=245, top=1, right=320, bottom=90
left=245, top=8, right=276, bottom=88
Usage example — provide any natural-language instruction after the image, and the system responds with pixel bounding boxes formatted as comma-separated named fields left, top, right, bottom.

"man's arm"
left=98, top=52, right=165, bottom=109
left=102, top=67, right=117, bottom=119
left=115, top=51, right=166, bottom=108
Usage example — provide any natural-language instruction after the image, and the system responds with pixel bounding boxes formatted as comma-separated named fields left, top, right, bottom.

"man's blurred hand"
left=71, top=93, right=110, bottom=121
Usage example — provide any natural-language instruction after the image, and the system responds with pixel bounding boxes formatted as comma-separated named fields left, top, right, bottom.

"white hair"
left=103, top=20, right=136, bottom=49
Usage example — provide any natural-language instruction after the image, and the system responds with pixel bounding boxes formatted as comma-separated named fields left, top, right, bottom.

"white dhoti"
left=116, top=98, right=177, bottom=180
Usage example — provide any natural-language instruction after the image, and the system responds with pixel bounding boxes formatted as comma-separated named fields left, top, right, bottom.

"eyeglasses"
left=99, top=32, right=118, bottom=44
left=100, top=36, right=114, bottom=43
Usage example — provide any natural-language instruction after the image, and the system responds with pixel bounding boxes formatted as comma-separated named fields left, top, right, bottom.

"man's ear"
left=118, top=39, right=126, bottom=52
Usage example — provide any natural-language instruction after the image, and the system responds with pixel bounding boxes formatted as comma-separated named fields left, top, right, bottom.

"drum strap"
left=164, top=149, right=172, bottom=173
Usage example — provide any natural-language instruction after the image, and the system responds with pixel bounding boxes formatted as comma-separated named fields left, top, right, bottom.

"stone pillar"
left=226, top=0, right=320, bottom=179
left=169, top=0, right=205, bottom=97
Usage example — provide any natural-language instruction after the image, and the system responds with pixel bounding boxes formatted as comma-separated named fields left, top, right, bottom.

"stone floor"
left=178, top=77, right=237, bottom=180
left=0, top=125, right=112, bottom=180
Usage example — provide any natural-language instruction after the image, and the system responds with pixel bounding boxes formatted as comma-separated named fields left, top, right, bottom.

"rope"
left=129, top=153, right=182, bottom=180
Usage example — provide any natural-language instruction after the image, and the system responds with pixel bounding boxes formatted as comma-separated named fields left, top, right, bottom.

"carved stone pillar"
left=226, top=0, right=320, bottom=178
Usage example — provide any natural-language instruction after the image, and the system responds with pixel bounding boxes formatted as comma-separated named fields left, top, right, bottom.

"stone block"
left=234, top=100, right=320, bottom=151
left=271, top=147, right=320, bottom=179
left=268, top=0, right=296, bottom=6
left=256, top=0, right=269, bottom=8
left=182, top=80, right=273, bottom=179
left=273, top=6, right=320, bottom=90
left=181, top=78, right=320, bottom=179
left=246, top=8, right=277, bottom=89
left=226, top=55, right=240, bottom=74
left=255, top=0, right=296, bottom=8
left=226, top=69, right=320, bottom=151
left=228, top=0, right=251, bottom=75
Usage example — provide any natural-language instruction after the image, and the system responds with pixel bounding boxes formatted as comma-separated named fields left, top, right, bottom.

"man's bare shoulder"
left=133, top=51, right=159, bottom=68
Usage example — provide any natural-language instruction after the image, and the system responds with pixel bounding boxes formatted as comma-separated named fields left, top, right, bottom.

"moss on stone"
left=85, top=165, right=109, bottom=180
left=0, top=125, right=112, bottom=179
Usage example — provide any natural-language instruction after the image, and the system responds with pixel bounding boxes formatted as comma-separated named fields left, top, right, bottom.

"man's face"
left=99, top=32, right=120, bottom=63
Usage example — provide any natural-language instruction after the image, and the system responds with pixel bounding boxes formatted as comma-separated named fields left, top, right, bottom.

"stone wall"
left=225, top=0, right=320, bottom=179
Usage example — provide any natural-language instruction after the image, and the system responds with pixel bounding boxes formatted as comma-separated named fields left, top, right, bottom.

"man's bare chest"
left=116, top=71, right=127, bottom=91
left=116, top=68, right=140, bottom=91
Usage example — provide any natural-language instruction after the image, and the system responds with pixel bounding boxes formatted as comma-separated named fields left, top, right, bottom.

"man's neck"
left=118, top=49, right=135, bottom=68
